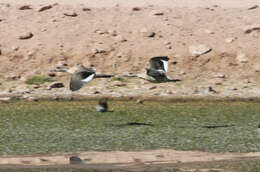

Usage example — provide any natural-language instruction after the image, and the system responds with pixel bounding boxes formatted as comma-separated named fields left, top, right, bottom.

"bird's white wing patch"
left=81, top=74, right=95, bottom=83
left=161, top=60, right=168, bottom=72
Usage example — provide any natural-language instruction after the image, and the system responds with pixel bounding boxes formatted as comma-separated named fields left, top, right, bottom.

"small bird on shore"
left=51, top=64, right=113, bottom=91
left=96, top=98, right=109, bottom=112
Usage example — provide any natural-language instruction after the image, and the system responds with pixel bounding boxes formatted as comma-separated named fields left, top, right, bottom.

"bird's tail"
left=167, top=78, right=181, bottom=82
left=95, top=74, right=114, bottom=78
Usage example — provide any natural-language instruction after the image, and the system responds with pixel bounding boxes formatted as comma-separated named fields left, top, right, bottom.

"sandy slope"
left=1, top=0, right=260, bottom=8
left=0, top=0, right=260, bottom=99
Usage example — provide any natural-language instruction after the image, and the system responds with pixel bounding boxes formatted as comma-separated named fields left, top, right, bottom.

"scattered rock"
left=236, top=53, right=248, bottom=63
left=164, top=41, right=171, bottom=45
left=0, top=97, right=11, bottom=102
left=11, top=46, right=19, bottom=51
left=64, top=11, right=78, bottom=17
left=93, top=91, right=101, bottom=94
left=56, top=61, right=68, bottom=68
left=38, top=5, right=53, bottom=12
left=149, top=86, right=157, bottom=90
left=243, top=24, right=260, bottom=34
left=204, top=29, right=214, bottom=34
left=166, top=45, right=172, bottom=49
left=132, top=7, right=141, bottom=11
left=248, top=5, right=258, bottom=10
left=189, top=44, right=212, bottom=57
left=150, top=10, right=164, bottom=16
left=194, top=86, right=217, bottom=94
left=115, top=35, right=127, bottom=42
left=0, top=49, right=1, bottom=55
left=48, top=82, right=64, bottom=89
left=225, top=37, right=237, bottom=43
left=214, top=74, right=226, bottom=78
left=82, top=7, right=91, bottom=11
left=140, top=28, right=156, bottom=37
left=18, top=5, right=32, bottom=10
left=95, top=29, right=107, bottom=35
left=48, top=72, right=56, bottom=77
left=91, top=48, right=106, bottom=54
left=19, top=32, right=33, bottom=40
left=108, top=30, right=117, bottom=36
left=7, top=74, right=21, bottom=80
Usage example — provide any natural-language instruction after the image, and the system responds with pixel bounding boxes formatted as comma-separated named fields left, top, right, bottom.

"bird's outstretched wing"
left=70, top=71, right=95, bottom=91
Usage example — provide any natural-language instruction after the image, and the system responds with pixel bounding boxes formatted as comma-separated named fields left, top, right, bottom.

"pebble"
left=149, top=86, right=157, bottom=90
left=243, top=24, right=260, bottom=34
left=82, top=7, right=91, bottom=11
left=189, top=44, right=212, bottom=57
left=236, top=53, right=248, bottom=63
left=115, top=35, right=127, bottom=42
left=64, top=11, right=78, bottom=17
left=225, top=37, right=236, bottom=43
left=18, top=5, right=32, bottom=10
left=38, top=5, right=53, bottom=12
left=248, top=5, right=258, bottom=10
left=193, top=86, right=217, bottom=94
left=204, top=29, right=214, bottom=34
left=48, top=72, right=56, bottom=77
left=132, top=7, right=141, bottom=11
left=150, top=10, right=164, bottom=16
left=48, top=82, right=64, bottom=89
left=140, top=28, right=156, bottom=37
left=19, top=32, right=33, bottom=40
left=214, top=74, right=226, bottom=78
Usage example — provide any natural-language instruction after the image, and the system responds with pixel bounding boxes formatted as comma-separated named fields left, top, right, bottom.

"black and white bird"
left=123, top=56, right=180, bottom=83
left=96, top=98, right=109, bottom=112
left=146, top=56, right=170, bottom=82
left=51, top=64, right=113, bottom=91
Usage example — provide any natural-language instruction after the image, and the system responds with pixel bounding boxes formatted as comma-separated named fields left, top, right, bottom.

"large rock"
left=236, top=53, right=248, bottom=63
left=189, top=44, right=212, bottom=57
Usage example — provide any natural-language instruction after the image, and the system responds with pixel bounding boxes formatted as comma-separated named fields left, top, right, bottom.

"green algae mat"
left=0, top=100, right=260, bottom=155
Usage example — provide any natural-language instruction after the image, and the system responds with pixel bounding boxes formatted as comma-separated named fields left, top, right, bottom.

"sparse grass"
left=0, top=101, right=260, bottom=156
left=25, top=75, right=54, bottom=85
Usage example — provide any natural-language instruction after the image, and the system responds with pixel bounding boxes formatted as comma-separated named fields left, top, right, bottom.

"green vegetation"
left=0, top=101, right=260, bottom=155
left=25, top=75, right=54, bottom=85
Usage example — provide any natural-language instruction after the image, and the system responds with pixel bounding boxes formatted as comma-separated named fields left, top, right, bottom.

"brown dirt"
left=0, top=0, right=260, bottom=100
left=1, top=149, right=260, bottom=168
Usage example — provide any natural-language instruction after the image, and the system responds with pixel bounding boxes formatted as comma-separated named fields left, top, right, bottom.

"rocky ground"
left=0, top=1, right=260, bottom=101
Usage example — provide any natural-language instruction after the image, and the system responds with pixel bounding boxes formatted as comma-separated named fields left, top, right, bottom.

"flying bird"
left=51, top=64, right=113, bottom=91
left=123, top=56, right=180, bottom=82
